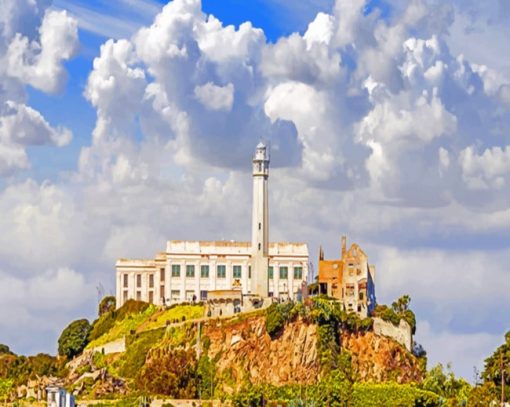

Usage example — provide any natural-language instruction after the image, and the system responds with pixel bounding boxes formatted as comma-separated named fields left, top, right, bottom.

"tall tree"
left=58, top=319, right=92, bottom=360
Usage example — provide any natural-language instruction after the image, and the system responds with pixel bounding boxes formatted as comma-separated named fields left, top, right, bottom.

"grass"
left=141, top=304, right=205, bottom=331
left=87, top=305, right=158, bottom=349
left=87, top=304, right=205, bottom=349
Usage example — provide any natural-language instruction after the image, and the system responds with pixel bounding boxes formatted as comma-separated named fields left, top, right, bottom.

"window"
left=160, top=268, right=165, bottom=282
left=200, top=290, right=208, bottom=300
left=123, top=274, right=128, bottom=288
left=171, top=264, right=181, bottom=277
left=249, top=266, right=251, bottom=278
left=136, top=274, right=142, bottom=287
left=268, top=266, right=273, bottom=279
left=123, top=290, right=128, bottom=303
left=171, top=290, right=180, bottom=300
left=186, top=265, right=195, bottom=278
left=293, top=266, right=303, bottom=279
left=359, top=292, right=364, bottom=301
left=258, top=243, right=261, bottom=250
left=258, top=222, right=261, bottom=230
left=217, top=265, right=226, bottom=278
left=160, top=285, right=165, bottom=298
left=136, top=291, right=141, bottom=301
left=233, top=265, right=242, bottom=278
left=149, top=274, right=154, bottom=288
left=201, top=265, right=209, bottom=278
left=149, top=291, right=154, bottom=304
left=357, top=305, right=362, bottom=313
left=279, top=266, right=288, bottom=279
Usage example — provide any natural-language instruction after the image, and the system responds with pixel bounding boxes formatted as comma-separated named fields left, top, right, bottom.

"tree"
left=481, top=330, right=510, bottom=402
left=58, top=319, right=92, bottom=359
left=98, top=296, right=116, bottom=317
left=0, top=345, right=11, bottom=355
left=392, top=295, right=411, bottom=314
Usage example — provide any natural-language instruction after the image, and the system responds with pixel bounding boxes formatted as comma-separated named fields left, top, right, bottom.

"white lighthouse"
left=251, top=142, right=270, bottom=298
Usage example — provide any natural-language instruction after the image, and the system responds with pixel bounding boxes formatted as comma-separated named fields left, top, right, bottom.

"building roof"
left=167, top=240, right=308, bottom=256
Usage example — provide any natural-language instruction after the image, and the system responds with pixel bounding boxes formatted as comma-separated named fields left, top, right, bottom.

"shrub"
left=58, top=319, right=92, bottom=359
left=136, top=347, right=198, bottom=398
left=115, top=300, right=150, bottom=321
left=0, top=345, right=12, bottom=355
left=98, top=296, right=116, bottom=317
left=118, top=328, right=164, bottom=378
left=351, top=383, right=440, bottom=407
left=89, top=311, right=116, bottom=342
left=265, top=304, right=285, bottom=339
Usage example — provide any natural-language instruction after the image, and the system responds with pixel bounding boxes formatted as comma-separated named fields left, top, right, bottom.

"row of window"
left=171, top=264, right=303, bottom=279
left=124, top=265, right=304, bottom=288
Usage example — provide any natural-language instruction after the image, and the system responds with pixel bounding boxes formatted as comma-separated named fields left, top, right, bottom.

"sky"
left=0, top=0, right=509, bottom=381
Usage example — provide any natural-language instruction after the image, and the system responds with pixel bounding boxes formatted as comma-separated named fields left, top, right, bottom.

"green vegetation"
left=482, top=330, right=510, bottom=399
left=117, top=328, right=165, bottom=379
left=88, top=305, right=157, bottom=348
left=99, top=296, right=117, bottom=316
left=87, top=300, right=204, bottom=349
left=0, top=352, right=67, bottom=387
left=136, top=348, right=198, bottom=398
left=0, top=378, right=13, bottom=403
left=0, top=345, right=12, bottom=355
left=373, top=294, right=417, bottom=335
left=351, top=383, right=440, bottom=406
left=141, top=304, right=204, bottom=331
left=420, top=363, right=471, bottom=405
left=58, top=318, right=92, bottom=359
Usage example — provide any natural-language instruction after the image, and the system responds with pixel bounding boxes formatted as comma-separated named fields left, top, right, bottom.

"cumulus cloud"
left=194, top=82, right=234, bottom=111
left=0, top=0, right=77, bottom=176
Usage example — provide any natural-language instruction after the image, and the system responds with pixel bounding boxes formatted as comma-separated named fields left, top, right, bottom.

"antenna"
left=96, top=283, right=105, bottom=304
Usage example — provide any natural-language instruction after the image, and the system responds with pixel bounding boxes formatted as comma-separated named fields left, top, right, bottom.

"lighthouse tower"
left=251, top=142, right=270, bottom=298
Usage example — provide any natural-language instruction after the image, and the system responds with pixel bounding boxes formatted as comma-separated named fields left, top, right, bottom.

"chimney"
left=341, top=235, right=347, bottom=258
left=319, top=245, right=324, bottom=261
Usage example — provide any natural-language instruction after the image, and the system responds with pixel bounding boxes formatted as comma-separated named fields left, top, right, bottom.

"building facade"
left=116, top=143, right=309, bottom=308
left=318, top=236, right=376, bottom=317
left=116, top=240, right=309, bottom=307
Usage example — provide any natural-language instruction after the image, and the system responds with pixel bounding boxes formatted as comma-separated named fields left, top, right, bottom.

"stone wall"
left=372, top=317, right=412, bottom=351
left=90, top=337, right=126, bottom=355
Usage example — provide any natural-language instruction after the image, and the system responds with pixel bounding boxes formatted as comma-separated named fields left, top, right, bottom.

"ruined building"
left=115, top=143, right=309, bottom=308
left=318, top=236, right=376, bottom=317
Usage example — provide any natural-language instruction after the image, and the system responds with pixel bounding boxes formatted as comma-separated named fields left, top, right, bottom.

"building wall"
left=372, top=317, right=412, bottom=351
left=318, top=238, right=376, bottom=318
left=116, top=241, right=309, bottom=308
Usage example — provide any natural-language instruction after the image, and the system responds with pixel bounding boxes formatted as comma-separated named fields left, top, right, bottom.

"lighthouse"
left=251, top=142, right=270, bottom=298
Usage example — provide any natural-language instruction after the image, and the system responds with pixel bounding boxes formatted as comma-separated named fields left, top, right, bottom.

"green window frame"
left=201, top=265, right=209, bottom=278
left=217, top=265, right=226, bottom=278
left=186, top=265, right=195, bottom=278
left=268, top=266, right=274, bottom=279
left=171, top=264, right=180, bottom=277
left=233, top=265, right=242, bottom=278
left=279, top=266, right=288, bottom=279
left=293, top=266, right=303, bottom=279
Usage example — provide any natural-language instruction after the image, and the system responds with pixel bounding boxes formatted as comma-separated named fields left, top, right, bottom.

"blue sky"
left=1, top=0, right=510, bottom=381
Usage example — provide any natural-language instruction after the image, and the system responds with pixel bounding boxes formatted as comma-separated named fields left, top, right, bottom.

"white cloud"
left=194, top=82, right=234, bottom=111
left=459, top=145, right=510, bottom=190
left=5, top=10, right=78, bottom=93
left=0, top=1, right=77, bottom=176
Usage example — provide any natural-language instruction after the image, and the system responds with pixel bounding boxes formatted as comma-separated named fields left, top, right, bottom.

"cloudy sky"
left=1, top=0, right=509, bottom=380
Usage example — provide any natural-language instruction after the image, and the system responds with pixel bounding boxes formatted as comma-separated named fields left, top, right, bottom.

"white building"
left=116, top=143, right=309, bottom=307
